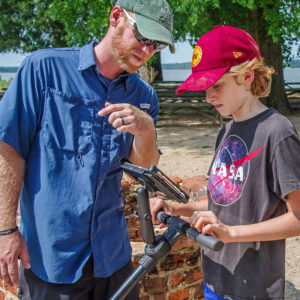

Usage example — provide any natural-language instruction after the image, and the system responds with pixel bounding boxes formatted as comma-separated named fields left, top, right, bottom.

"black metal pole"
left=109, top=264, right=148, bottom=300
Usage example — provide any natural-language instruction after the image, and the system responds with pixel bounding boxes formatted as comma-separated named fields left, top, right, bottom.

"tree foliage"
left=48, top=0, right=111, bottom=47
left=0, top=0, right=67, bottom=52
left=168, top=0, right=300, bottom=112
left=0, top=0, right=112, bottom=53
left=168, top=0, right=299, bottom=63
left=0, top=0, right=299, bottom=110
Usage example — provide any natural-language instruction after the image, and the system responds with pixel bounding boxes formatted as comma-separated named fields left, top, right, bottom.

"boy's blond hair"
left=228, top=58, right=275, bottom=98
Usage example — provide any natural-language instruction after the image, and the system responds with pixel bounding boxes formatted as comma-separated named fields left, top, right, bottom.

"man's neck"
left=93, top=37, right=124, bottom=80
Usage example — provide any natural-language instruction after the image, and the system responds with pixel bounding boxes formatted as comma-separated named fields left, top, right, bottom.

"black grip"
left=156, top=211, right=224, bottom=251
left=186, top=227, right=224, bottom=251
left=136, top=187, right=155, bottom=245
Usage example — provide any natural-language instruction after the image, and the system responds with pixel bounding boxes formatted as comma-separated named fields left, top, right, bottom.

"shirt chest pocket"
left=41, top=88, right=93, bottom=154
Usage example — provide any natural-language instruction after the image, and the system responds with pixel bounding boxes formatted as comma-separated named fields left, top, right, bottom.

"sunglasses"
left=122, top=9, right=167, bottom=52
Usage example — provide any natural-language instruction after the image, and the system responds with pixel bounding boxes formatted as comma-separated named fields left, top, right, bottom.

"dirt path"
left=156, top=113, right=300, bottom=299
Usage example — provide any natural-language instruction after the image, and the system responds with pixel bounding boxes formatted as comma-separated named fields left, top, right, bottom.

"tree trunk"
left=251, top=8, right=292, bottom=114
left=152, top=52, right=163, bottom=81
left=259, top=37, right=292, bottom=114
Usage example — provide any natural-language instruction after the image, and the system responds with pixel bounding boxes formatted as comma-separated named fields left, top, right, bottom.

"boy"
left=150, top=25, right=300, bottom=299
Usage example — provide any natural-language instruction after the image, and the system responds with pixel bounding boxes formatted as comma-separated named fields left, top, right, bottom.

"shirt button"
left=104, top=123, right=109, bottom=128
left=103, top=151, right=108, bottom=157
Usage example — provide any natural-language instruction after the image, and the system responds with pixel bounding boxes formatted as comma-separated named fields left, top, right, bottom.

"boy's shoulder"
left=262, top=109, right=297, bottom=136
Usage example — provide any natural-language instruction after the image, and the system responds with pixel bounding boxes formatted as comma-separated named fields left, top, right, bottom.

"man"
left=0, top=0, right=175, bottom=299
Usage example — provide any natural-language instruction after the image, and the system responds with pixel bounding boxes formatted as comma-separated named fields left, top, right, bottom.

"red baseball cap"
left=176, top=25, right=261, bottom=94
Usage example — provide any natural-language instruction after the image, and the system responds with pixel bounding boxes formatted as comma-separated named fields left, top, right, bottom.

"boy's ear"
left=110, top=6, right=123, bottom=27
left=244, top=69, right=255, bottom=86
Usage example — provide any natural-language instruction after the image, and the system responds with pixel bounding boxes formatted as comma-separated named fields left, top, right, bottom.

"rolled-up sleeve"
left=0, top=56, right=43, bottom=159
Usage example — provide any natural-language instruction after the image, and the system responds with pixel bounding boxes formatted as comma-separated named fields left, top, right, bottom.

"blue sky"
left=0, top=41, right=194, bottom=67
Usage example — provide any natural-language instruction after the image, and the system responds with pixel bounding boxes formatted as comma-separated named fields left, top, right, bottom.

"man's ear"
left=110, top=6, right=123, bottom=27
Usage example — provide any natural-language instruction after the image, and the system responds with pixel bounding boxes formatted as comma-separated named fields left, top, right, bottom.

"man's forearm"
left=0, top=142, right=25, bottom=229
left=129, top=129, right=159, bottom=168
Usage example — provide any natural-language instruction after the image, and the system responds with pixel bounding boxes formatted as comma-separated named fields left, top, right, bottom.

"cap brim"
left=176, top=66, right=230, bottom=94
left=135, top=13, right=175, bottom=53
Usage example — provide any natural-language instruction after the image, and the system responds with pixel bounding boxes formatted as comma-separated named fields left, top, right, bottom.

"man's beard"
left=111, top=25, right=148, bottom=73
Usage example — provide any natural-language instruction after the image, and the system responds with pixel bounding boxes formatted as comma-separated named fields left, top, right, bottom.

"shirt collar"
left=77, top=41, right=98, bottom=71
left=78, top=41, right=135, bottom=89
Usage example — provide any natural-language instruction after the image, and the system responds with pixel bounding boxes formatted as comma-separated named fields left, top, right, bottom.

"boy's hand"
left=149, top=197, right=173, bottom=225
left=189, top=211, right=232, bottom=243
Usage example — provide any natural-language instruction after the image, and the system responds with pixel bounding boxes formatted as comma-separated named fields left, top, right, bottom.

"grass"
left=0, top=79, right=11, bottom=90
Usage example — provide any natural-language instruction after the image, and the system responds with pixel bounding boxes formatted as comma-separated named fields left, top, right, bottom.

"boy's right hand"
left=0, top=231, right=31, bottom=287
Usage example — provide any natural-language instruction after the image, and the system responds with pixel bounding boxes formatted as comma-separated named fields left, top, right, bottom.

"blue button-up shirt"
left=0, top=42, right=159, bottom=283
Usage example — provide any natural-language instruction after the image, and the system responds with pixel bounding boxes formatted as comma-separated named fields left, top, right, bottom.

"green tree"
left=1, top=1, right=299, bottom=111
left=0, top=0, right=161, bottom=80
left=0, top=0, right=66, bottom=52
left=47, top=0, right=111, bottom=47
left=168, top=0, right=300, bottom=113
left=0, top=0, right=114, bottom=52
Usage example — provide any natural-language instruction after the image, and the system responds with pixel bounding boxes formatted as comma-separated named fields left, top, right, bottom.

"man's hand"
left=98, top=102, right=155, bottom=136
left=0, top=231, right=30, bottom=287
left=98, top=102, right=159, bottom=167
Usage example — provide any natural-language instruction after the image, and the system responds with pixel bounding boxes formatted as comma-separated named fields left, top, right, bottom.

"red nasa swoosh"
left=208, top=146, right=264, bottom=194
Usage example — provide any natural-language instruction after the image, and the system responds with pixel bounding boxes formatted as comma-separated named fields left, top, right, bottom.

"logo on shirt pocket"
left=41, top=88, right=93, bottom=154
left=140, top=103, right=150, bottom=110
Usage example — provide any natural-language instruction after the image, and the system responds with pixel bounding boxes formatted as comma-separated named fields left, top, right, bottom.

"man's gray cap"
left=111, top=0, right=175, bottom=53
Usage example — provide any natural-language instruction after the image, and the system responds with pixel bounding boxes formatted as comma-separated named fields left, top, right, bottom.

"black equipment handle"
left=156, top=211, right=224, bottom=251
left=136, top=187, right=155, bottom=245
left=109, top=160, right=223, bottom=300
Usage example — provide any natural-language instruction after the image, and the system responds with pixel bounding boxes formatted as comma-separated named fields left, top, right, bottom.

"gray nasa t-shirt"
left=202, top=108, right=300, bottom=300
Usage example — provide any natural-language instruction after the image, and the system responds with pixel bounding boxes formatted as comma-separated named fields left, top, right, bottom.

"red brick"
left=171, top=272, right=184, bottom=287
left=142, top=277, right=167, bottom=293
left=184, top=268, right=203, bottom=284
left=160, top=253, right=184, bottom=271
left=123, top=205, right=133, bottom=215
left=122, top=175, right=140, bottom=186
left=169, top=288, right=189, bottom=300
left=171, top=236, right=195, bottom=252
left=181, top=176, right=208, bottom=194
left=126, top=217, right=141, bottom=228
left=123, top=194, right=137, bottom=204
left=186, top=248, right=201, bottom=266
left=128, top=228, right=137, bottom=239
left=169, top=176, right=182, bottom=185
left=148, top=266, right=159, bottom=275
left=153, top=293, right=167, bottom=300
left=121, top=180, right=131, bottom=193
left=194, top=284, right=204, bottom=299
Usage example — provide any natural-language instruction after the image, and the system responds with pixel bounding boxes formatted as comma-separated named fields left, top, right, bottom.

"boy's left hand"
left=189, top=211, right=232, bottom=243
